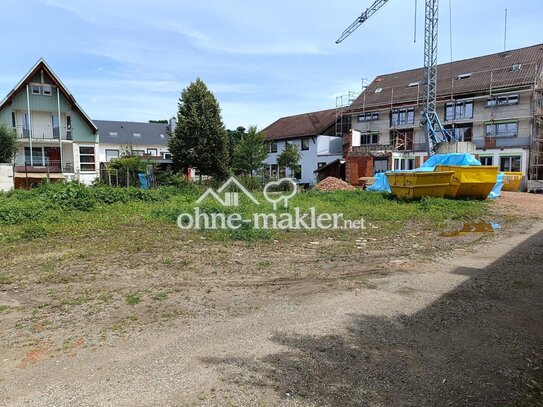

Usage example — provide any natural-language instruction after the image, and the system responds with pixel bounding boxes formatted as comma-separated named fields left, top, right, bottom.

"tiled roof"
left=262, top=108, right=337, bottom=141
left=351, top=43, right=543, bottom=111
left=94, top=120, right=170, bottom=146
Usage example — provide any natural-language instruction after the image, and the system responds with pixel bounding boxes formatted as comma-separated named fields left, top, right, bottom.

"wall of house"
left=0, top=164, right=14, bottom=192
left=7, top=88, right=97, bottom=143
left=349, top=87, right=536, bottom=177
left=98, top=143, right=170, bottom=162
left=264, top=135, right=342, bottom=185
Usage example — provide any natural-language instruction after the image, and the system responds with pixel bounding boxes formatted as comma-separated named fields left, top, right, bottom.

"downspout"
left=26, top=85, right=33, bottom=166
left=57, top=87, right=63, bottom=171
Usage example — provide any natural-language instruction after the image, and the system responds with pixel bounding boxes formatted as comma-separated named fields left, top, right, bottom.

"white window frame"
left=79, top=145, right=96, bottom=172
left=105, top=149, right=120, bottom=162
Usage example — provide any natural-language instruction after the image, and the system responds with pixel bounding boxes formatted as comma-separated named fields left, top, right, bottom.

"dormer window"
left=457, top=73, right=472, bottom=80
left=408, top=81, right=419, bottom=88
left=109, top=131, right=118, bottom=137
left=512, top=63, right=522, bottom=72
left=160, top=134, right=165, bottom=138
left=133, top=133, right=141, bottom=138
left=374, top=87, right=382, bottom=93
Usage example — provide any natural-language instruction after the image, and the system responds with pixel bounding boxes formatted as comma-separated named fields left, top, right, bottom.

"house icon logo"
left=196, top=176, right=260, bottom=207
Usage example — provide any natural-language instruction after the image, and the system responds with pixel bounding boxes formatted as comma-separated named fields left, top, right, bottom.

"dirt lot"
left=1, top=191, right=542, bottom=406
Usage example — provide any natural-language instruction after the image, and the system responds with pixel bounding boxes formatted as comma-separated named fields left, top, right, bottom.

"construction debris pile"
left=315, top=177, right=355, bottom=192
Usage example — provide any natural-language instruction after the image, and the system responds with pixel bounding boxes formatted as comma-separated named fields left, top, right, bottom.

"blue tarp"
left=138, top=173, right=149, bottom=190
left=367, top=153, right=503, bottom=198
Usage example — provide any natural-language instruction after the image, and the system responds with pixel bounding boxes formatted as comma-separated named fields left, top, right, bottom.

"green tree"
left=227, top=126, right=246, bottom=168
left=277, top=143, right=301, bottom=178
left=232, top=126, right=268, bottom=177
left=169, top=78, right=229, bottom=179
left=0, top=123, right=18, bottom=163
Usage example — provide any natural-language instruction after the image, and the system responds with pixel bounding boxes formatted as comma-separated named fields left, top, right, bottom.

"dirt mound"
left=315, top=177, right=355, bottom=192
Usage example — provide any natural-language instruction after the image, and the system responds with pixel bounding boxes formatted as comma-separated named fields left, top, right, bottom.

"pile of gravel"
left=315, top=177, right=355, bottom=192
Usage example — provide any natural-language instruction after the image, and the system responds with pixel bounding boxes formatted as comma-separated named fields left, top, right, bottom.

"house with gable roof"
left=262, top=108, right=343, bottom=185
left=0, top=59, right=99, bottom=188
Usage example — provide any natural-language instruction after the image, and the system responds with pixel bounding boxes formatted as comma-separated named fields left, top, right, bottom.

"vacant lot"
left=1, top=186, right=542, bottom=406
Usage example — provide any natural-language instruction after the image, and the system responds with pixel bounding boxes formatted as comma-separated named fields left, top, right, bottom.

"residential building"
left=95, top=118, right=175, bottom=163
left=0, top=59, right=99, bottom=187
left=343, top=43, right=543, bottom=186
left=262, top=108, right=343, bottom=185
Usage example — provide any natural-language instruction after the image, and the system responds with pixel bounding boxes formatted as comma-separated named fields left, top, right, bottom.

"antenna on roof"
left=503, top=8, right=508, bottom=52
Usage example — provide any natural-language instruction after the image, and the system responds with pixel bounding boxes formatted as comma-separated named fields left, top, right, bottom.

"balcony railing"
left=14, top=160, right=74, bottom=173
left=14, top=125, right=72, bottom=141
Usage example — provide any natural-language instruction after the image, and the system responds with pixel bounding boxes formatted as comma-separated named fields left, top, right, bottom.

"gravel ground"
left=1, top=192, right=543, bottom=406
left=1, top=219, right=542, bottom=406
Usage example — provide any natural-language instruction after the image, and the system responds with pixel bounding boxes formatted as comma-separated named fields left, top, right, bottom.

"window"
left=373, top=158, right=388, bottom=174
left=294, top=167, right=302, bottom=180
left=374, top=88, right=382, bottom=93
left=11, top=112, right=15, bottom=128
left=445, top=100, right=473, bottom=121
left=132, top=150, right=145, bottom=156
left=357, top=112, right=379, bottom=122
left=457, top=73, right=472, bottom=79
left=105, top=149, right=119, bottom=162
left=147, top=148, right=158, bottom=156
left=160, top=134, right=165, bottom=139
left=42, top=85, right=52, bottom=96
left=301, top=138, right=310, bottom=151
left=391, top=108, right=415, bottom=126
left=25, top=147, right=44, bottom=166
left=66, top=115, right=72, bottom=140
left=445, top=124, right=473, bottom=142
left=79, top=146, right=96, bottom=171
left=52, top=115, right=60, bottom=139
left=479, top=156, right=493, bottom=166
left=317, top=162, right=327, bottom=169
left=269, top=164, right=278, bottom=178
left=31, top=85, right=40, bottom=95
left=500, top=156, right=521, bottom=172
left=408, top=81, right=420, bottom=88
left=486, top=94, right=519, bottom=107
left=485, top=121, right=518, bottom=137
left=393, top=158, right=415, bottom=171
left=109, top=131, right=118, bottom=137
left=163, top=152, right=172, bottom=160
left=360, top=132, right=379, bottom=145
left=133, top=133, right=141, bottom=138
left=269, top=141, right=278, bottom=153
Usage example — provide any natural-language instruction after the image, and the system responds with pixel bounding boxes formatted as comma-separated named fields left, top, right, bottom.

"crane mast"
left=336, top=0, right=448, bottom=155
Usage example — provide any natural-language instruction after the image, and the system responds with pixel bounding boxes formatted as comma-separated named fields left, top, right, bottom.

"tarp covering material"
left=488, top=172, right=504, bottom=199
left=367, top=153, right=502, bottom=199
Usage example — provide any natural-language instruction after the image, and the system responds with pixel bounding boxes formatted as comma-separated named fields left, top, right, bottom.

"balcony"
left=14, top=125, right=72, bottom=141
left=14, top=160, right=74, bottom=174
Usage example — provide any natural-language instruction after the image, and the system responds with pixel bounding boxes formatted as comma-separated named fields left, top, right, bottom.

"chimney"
left=169, top=117, right=177, bottom=133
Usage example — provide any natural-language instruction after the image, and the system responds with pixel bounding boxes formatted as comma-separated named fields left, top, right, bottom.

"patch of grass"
left=151, top=292, right=168, bottom=301
left=125, top=292, right=141, bottom=306
left=0, top=305, right=12, bottom=313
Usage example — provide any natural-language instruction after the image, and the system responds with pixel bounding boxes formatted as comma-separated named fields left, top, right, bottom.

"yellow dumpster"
left=434, top=165, right=498, bottom=199
left=502, top=172, right=523, bottom=191
left=386, top=171, right=454, bottom=199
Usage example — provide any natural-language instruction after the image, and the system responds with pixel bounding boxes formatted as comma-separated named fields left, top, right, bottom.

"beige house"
left=342, top=43, right=543, bottom=186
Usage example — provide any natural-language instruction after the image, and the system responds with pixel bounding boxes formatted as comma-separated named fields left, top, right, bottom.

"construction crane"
left=336, top=0, right=451, bottom=155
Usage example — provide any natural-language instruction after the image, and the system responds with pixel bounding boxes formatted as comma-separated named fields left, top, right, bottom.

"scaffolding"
left=335, top=91, right=358, bottom=138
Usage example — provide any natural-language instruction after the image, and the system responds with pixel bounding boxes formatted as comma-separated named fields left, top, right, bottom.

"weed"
left=125, top=292, right=141, bottom=306
left=152, top=292, right=168, bottom=301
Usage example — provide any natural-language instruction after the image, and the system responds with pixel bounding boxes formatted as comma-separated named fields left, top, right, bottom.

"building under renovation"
left=342, top=43, right=543, bottom=187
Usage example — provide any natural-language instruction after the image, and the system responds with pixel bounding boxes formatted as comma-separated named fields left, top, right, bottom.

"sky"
left=1, top=0, right=542, bottom=130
